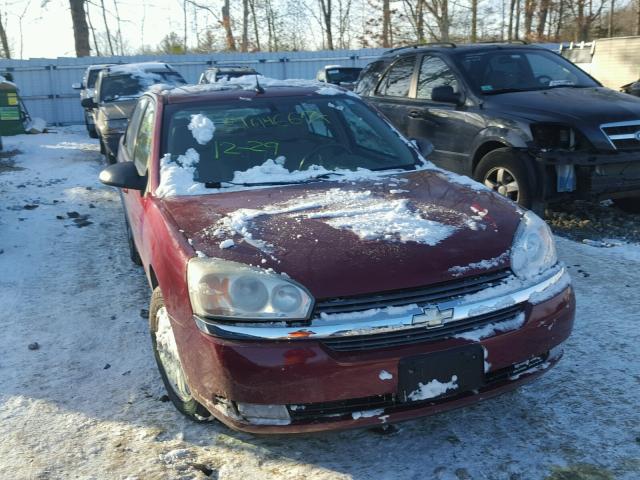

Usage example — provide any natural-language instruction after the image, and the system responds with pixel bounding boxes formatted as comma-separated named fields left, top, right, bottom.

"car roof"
left=86, top=64, right=115, bottom=72
left=207, top=65, right=257, bottom=71
left=383, top=42, right=547, bottom=58
left=151, top=80, right=351, bottom=105
left=103, top=62, right=176, bottom=76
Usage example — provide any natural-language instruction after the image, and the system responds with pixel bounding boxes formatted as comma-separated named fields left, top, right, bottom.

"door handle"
left=408, top=110, right=422, bottom=118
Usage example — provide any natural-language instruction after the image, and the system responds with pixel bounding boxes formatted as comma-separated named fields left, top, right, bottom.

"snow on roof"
left=107, top=62, right=173, bottom=75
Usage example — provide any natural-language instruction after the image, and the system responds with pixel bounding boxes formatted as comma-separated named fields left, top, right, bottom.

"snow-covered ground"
left=1, top=128, right=638, bottom=480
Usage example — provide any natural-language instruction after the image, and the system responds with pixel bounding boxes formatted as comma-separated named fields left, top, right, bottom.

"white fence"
left=0, top=49, right=386, bottom=126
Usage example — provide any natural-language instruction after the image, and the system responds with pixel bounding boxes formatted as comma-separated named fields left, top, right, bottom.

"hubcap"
left=484, top=167, right=520, bottom=201
left=155, top=307, right=192, bottom=402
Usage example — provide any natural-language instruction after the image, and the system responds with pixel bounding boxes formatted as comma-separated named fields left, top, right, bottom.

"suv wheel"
left=149, top=288, right=211, bottom=422
left=474, top=148, right=533, bottom=208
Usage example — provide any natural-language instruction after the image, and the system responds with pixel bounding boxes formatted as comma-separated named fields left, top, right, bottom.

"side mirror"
left=99, top=162, right=147, bottom=191
left=431, top=85, right=464, bottom=105
left=72, top=83, right=82, bottom=90
left=81, top=97, right=97, bottom=109
left=411, top=138, right=434, bottom=157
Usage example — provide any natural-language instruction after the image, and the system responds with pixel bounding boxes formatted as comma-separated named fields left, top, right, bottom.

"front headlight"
left=530, top=123, right=576, bottom=150
left=187, top=257, right=314, bottom=320
left=510, top=211, right=557, bottom=280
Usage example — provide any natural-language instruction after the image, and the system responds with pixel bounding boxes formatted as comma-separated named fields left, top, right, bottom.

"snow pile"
left=352, top=408, right=385, bottom=420
left=319, top=303, right=420, bottom=322
left=188, top=114, right=215, bottom=145
left=155, top=149, right=207, bottom=198
left=449, top=251, right=510, bottom=276
left=408, top=375, right=459, bottom=401
left=316, top=86, right=343, bottom=96
left=219, top=239, right=235, bottom=249
left=214, top=188, right=456, bottom=249
left=379, top=370, right=393, bottom=381
left=231, top=157, right=333, bottom=184
left=454, top=312, right=526, bottom=341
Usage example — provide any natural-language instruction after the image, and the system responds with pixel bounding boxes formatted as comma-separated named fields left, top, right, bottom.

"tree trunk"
left=379, top=0, right=389, bottom=47
left=112, top=0, right=125, bottom=55
left=515, top=0, right=521, bottom=39
left=241, top=0, right=249, bottom=52
left=222, top=0, right=237, bottom=51
left=536, top=0, right=550, bottom=39
left=471, top=0, right=478, bottom=42
left=249, top=0, right=261, bottom=50
left=508, top=0, right=516, bottom=39
left=607, top=0, right=614, bottom=37
left=555, top=0, right=564, bottom=40
left=69, top=0, right=91, bottom=57
left=320, top=0, right=334, bottom=50
left=441, top=0, right=450, bottom=41
left=636, top=0, right=640, bottom=35
left=523, top=0, right=536, bottom=39
left=417, top=0, right=425, bottom=42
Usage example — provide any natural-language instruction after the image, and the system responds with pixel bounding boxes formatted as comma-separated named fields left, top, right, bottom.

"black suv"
left=356, top=42, right=640, bottom=209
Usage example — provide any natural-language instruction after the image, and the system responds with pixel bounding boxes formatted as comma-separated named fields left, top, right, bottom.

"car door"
left=120, top=97, right=153, bottom=263
left=366, top=55, right=418, bottom=136
left=406, top=54, right=484, bottom=175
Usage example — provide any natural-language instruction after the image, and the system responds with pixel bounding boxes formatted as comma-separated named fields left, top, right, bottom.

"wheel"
left=149, top=288, right=211, bottom=421
left=123, top=211, right=142, bottom=266
left=613, top=197, right=640, bottom=213
left=474, top=148, right=534, bottom=208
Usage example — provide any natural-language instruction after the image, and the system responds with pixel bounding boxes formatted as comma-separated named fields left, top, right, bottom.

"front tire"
left=474, top=148, right=534, bottom=208
left=149, top=288, right=211, bottom=421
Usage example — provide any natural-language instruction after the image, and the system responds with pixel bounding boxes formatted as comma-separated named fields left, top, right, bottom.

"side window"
left=355, top=60, right=386, bottom=95
left=340, top=101, right=395, bottom=155
left=124, top=97, right=149, bottom=158
left=416, top=56, right=459, bottom=100
left=133, top=101, right=155, bottom=176
left=376, top=56, right=416, bottom=98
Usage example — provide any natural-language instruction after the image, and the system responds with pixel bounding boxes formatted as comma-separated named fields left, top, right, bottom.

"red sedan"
left=99, top=80, right=574, bottom=433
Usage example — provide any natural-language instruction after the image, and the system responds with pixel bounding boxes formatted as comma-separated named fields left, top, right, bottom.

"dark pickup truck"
left=356, top=42, right=640, bottom=210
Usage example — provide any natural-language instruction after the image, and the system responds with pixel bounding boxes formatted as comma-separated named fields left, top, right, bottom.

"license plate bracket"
left=398, top=345, right=484, bottom=402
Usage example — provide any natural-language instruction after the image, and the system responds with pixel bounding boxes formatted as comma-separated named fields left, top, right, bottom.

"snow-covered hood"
left=160, top=170, right=521, bottom=299
left=99, top=100, right=137, bottom=120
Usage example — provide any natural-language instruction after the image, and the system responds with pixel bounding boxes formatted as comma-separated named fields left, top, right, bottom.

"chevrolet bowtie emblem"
left=412, top=306, right=454, bottom=328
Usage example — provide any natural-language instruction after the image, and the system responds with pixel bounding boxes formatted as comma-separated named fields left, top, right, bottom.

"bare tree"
left=471, top=0, right=478, bottom=41
left=17, top=0, right=32, bottom=59
left=112, top=0, right=125, bottom=55
left=382, top=0, right=391, bottom=46
left=424, top=0, right=450, bottom=41
left=69, top=0, right=91, bottom=57
left=319, top=0, right=334, bottom=49
left=570, top=0, right=605, bottom=41
left=85, top=2, right=101, bottom=56
left=222, top=0, right=237, bottom=50
left=523, top=0, right=536, bottom=39
left=537, top=0, right=551, bottom=38
left=403, top=0, right=426, bottom=42
left=98, top=0, right=115, bottom=55
left=249, top=0, right=261, bottom=50
left=607, top=0, right=614, bottom=37
left=241, top=0, right=249, bottom=52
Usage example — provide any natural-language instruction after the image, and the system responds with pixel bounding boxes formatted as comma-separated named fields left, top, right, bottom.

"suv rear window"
left=100, top=71, right=185, bottom=102
left=162, top=95, right=416, bottom=185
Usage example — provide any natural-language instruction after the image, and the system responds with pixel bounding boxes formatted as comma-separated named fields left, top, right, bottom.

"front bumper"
left=535, top=149, right=640, bottom=199
left=173, top=267, right=575, bottom=433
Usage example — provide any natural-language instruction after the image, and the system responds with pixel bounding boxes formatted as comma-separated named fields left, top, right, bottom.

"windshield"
left=100, top=71, right=185, bottom=102
left=453, top=49, right=598, bottom=94
left=326, top=68, right=362, bottom=84
left=87, top=69, right=101, bottom=88
left=161, top=94, right=417, bottom=186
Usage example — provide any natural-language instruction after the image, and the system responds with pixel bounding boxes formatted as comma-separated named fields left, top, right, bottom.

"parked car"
left=316, top=65, right=363, bottom=90
left=99, top=80, right=574, bottom=433
left=72, top=64, right=114, bottom=138
left=82, top=62, right=186, bottom=162
left=621, top=80, right=640, bottom=97
left=356, top=42, right=640, bottom=210
left=198, top=66, right=260, bottom=84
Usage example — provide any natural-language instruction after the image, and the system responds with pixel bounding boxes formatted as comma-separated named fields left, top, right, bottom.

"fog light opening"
left=236, top=402, right=291, bottom=426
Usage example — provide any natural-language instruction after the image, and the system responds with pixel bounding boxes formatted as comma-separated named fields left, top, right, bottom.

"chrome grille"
left=314, top=268, right=511, bottom=316
left=321, top=304, right=524, bottom=351
left=600, top=120, right=640, bottom=151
